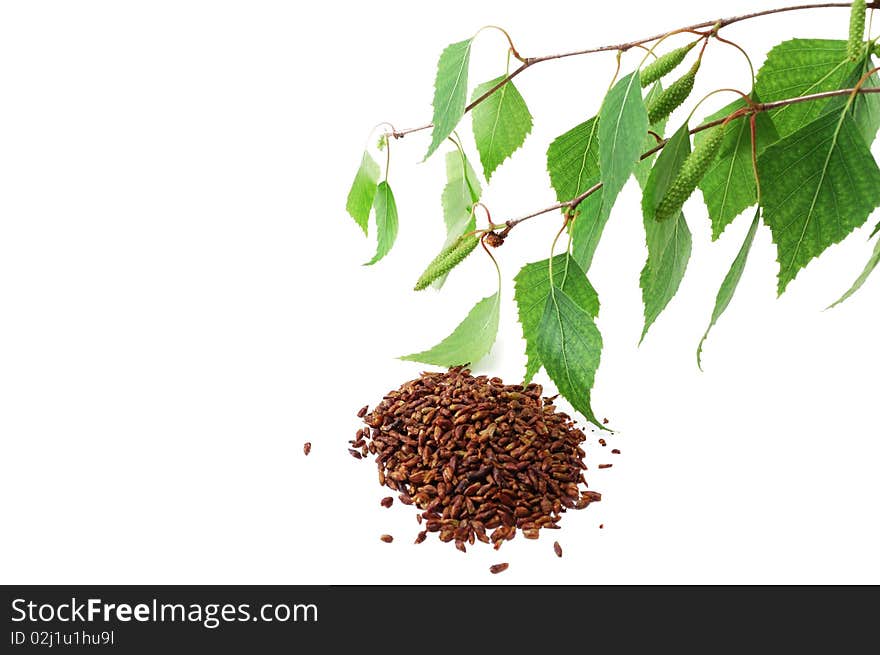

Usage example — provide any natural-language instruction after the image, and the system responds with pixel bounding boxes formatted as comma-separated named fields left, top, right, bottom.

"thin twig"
left=498, top=85, right=880, bottom=233
left=389, top=2, right=878, bottom=140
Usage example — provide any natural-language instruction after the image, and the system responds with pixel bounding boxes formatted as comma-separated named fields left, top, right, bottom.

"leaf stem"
left=637, top=29, right=697, bottom=72
left=546, top=216, right=571, bottom=297
left=480, top=234, right=503, bottom=291
left=477, top=25, right=526, bottom=63
left=712, top=34, right=757, bottom=90
left=384, top=133, right=392, bottom=182
left=685, top=88, right=754, bottom=125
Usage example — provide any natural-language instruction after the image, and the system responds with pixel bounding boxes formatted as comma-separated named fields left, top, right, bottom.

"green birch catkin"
left=647, top=61, right=700, bottom=125
left=848, top=0, right=866, bottom=61
left=640, top=42, right=697, bottom=88
left=414, top=233, right=480, bottom=290
left=655, top=124, right=726, bottom=222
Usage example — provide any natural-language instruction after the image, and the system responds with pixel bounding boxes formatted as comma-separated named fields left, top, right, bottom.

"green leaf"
left=547, top=81, right=656, bottom=274
left=547, top=116, right=601, bottom=203
left=696, top=98, right=779, bottom=240
left=425, top=39, right=473, bottom=161
left=598, top=71, right=649, bottom=213
left=569, top=190, right=607, bottom=274
left=514, top=254, right=599, bottom=384
left=758, top=110, right=880, bottom=294
left=841, top=55, right=880, bottom=144
left=400, top=292, right=500, bottom=367
left=434, top=149, right=482, bottom=288
left=754, top=39, right=873, bottom=138
left=640, top=122, right=693, bottom=341
left=471, top=77, right=533, bottom=180
left=546, top=116, right=606, bottom=272
left=829, top=235, right=880, bottom=307
left=442, top=149, right=482, bottom=235
left=536, top=288, right=603, bottom=427
left=634, top=82, right=667, bottom=189
left=345, top=151, right=380, bottom=235
left=364, top=181, right=398, bottom=266
left=697, top=208, right=760, bottom=369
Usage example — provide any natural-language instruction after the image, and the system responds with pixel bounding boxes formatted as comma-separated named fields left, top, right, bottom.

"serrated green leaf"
left=697, top=208, right=760, bottom=369
left=471, top=77, right=533, bottom=180
left=547, top=82, right=657, bottom=274
left=696, top=97, right=779, bottom=240
left=345, top=151, right=380, bottom=235
left=569, top=192, right=608, bottom=274
left=840, top=56, right=880, bottom=144
left=634, top=82, right=668, bottom=189
left=425, top=39, right=473, bottom=161
left=536, top=288, right=603, bottom=427
left=755, top=39, right=874, bottom=138
left=442, top=149, right=481, bottom=235
left=640, top=122, right=693, bottom=341
left=758, top=110, right=880, bottom=294
left=364, top=181, right=398, bottom=266
left=434, top=149, right=482, bottom=288
left=546, top=116, right=606, bottom=272
left=514, top=254, right=599, bottom=384
left=599, top=71, right=649, bottom=214
left=547, top=116, right=601, bottom=203
left=829, top=235, right=880, bottom=307
left=545, top=116, right=604, bottom=271
left=400, top=292, right=500, bottom=367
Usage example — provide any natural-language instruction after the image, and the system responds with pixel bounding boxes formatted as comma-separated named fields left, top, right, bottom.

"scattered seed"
left=599, top=523, right=604, bottom=529
left=303, top=442, right=311, bottom=456
left=380, top=496, right=393, bottom=508
left=380, top=534, right=393, bottom=543
left=348, top=449, right=363, bottom=460
left=602, top=418, right=609, bottom=425
left=414, top=531, right=427, bottom=544
left=611, top=448, right=621, bottom=455
left=598, top=438, right=607, bottom=447
left=357, top=405, right=369, bottom=418
left=354, top=367, right=599, bottom=550
left=489, top=563, right=509, bottom=574
left=598, top=463, right=612, bottom=469
left=553, top=541, right=563, bottom=558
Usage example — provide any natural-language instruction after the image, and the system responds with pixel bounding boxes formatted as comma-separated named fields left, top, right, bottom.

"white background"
left=1, top=0, right=878, bottom=584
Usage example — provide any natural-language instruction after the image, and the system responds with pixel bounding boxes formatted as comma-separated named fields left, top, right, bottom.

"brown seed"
left=356, top=367, right=598, bottom=551
left=489, top=563, right=509, bottom=574
left=598, top=463, right=612, bottom=469
left=303, top=442, right=311, bottom=456
left=380, top=534, right=393, bottom=543
left=380, top=496, right=393, bottom=508
left=611, top=448, right=621, bottom=454
left=602, top=417, right=609, bottom=425
left=357, top=405, right=369, bottom=418
left=414, top=531, right=427, bottom=544
left=348, top=449, right=363, bottom=460
left=553, top=541, right=563, bottom=558
left=599, top=523, right=604, bottom=529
